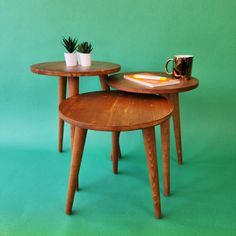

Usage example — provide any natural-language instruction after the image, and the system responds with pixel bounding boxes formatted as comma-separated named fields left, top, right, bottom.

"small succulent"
left=77, top=41, right=93, bottom=54
left=62, top=36, right=78, bottom=53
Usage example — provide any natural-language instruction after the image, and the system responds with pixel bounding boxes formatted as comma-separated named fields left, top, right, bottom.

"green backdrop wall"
left=0, top=0, right=235, bottom=235
left=0, top=0, right=235, bottom=143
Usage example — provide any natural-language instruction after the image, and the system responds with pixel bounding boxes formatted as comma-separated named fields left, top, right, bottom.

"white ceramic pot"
left=64, top=53, right=77, bottom=66
left=77, top=52, right=92, bottom=67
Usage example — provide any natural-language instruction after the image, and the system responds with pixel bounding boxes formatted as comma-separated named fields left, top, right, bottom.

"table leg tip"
left=65, top=209, right=72, bottom=215
left=164, top=190, right=170, bottom=196
left=155, top=213, right=162, bottom=219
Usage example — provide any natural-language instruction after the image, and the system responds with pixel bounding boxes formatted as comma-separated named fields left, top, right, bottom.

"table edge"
left=30, top=61, right=121, bottom=77
left=107, top=72, right=199, bottom=94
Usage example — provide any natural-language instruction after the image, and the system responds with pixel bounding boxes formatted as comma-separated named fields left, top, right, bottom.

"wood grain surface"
left=168, top=93, right=183, bottom=164
left=160, top=119, right=170, bottom=196
left=142, top=127, right=161, bottom=218
left=61, top=90, right=173, bottom=218
left=107, top=72, right=199, bottom=94
left=31, top=61, right=121, bottom=77
left=59, top=91, right=173, bottom=131
left=58, top=77, right=67, bottom=152
left=66, top=127, right=87, bottom=215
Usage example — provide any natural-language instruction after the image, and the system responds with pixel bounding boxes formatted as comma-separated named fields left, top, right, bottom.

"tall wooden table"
left=31, top=61, right=121, bottom=151
left=107, top=72, right=199, bottom=164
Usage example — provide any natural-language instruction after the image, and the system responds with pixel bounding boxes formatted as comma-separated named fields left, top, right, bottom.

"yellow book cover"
left=124, top=73, right=180, bottom=88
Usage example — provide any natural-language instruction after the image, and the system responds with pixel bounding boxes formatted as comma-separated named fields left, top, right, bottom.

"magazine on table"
left=123, top=73, right=180, bottom=88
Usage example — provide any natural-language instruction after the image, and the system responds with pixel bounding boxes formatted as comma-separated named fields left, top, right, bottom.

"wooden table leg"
left=66, top=127, right=87, bottom=215
left=168, top=93, right=183, bottom=164
left=99, top=75, right=121, bottom=160
left=99, top=74, right=110, bottom=91
left=67, top=77, right=79, bottom=148
left=111, top=131, right=121, bottom=161
left=111, top=131, right=120, bottom=174
left=161, top=119, right=170, bottom=196
left=58, top=77, right=67, bottom=152
left=142, top=127, right=161, bottom=219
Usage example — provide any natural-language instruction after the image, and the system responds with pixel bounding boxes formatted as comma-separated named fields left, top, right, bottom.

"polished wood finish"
left=107, top=72, right=199, bottom=94
left=67, top=77, right=80, bottom=189
left=142, top=127, right=161, bottom=218
left=99, top=75, right=110, bottom=91
left=58, top=77, right=67, bottom=152
left=31, top=61, right=121, bottom=77
left=60, top=91, right=173, bottom=217
left=59, top=91, right=173, bottom=131
left=98, top=75, right=121, bottom=160
left=66, top=127, right=87, bottom=215
left=31, top=61, right=121, bottom=152
left=111, top=131, right=121, bottom=160
left=111, top=131, right=120, bottom=173
left=67, top=77, right=79, bottom=148
left=107, top=72, right=199, bottom=164
left=161, top=119, right=170, bottom=196
left=112, top=138, right=119, bottom=174
left=168, top=93, right=182, bottom=164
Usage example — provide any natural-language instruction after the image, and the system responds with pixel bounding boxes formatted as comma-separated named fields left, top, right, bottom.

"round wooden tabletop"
left=107, top=72, right=199, bottom=94
left=31, top=61, right=121, bottom=77
left=59, top=91, right=174, bottom=131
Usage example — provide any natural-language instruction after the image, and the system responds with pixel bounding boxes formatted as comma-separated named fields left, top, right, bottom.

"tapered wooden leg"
left=66, top=127, right=87, bottom=215
left=75, top=128, right=87, bottom=191
left=161, top=119, right=170, bottom=196
left=58, top=77, right=67, bottom=152
left=111, top=131, right=120, bottom=174
left=168, top=93, right=182, bottom=164
left=142, top=127, right=161, bottom=219
left=99, top=75, right=110, bottom=91
left=68, top=77, right=79, bottom=149
left=111, top=131, right=121, bottom=161
left=99, top=75, right=121, bottom=160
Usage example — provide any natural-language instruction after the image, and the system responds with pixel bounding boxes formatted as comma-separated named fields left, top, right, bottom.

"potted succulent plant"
left=62, top=36, right=78, bottom=66
left=77, top=41, right=93, bottom=67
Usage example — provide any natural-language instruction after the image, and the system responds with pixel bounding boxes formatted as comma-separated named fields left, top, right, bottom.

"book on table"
left=123, top=73, right=180, bottom=88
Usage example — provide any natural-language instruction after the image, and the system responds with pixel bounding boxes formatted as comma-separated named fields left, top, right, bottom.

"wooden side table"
left=107, top=72, right=199, bottom=164
left=31, top=61, right=121, bottom=151
left=59, top=91, right=174, bottom=218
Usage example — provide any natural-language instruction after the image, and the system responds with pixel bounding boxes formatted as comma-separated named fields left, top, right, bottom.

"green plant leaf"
left=62, top=36, right=78, bottom=53
left=77, top=41, right=93, bottom=53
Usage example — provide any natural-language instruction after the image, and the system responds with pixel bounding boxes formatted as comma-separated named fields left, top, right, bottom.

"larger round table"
left=59, top=91, right=174, bottom=218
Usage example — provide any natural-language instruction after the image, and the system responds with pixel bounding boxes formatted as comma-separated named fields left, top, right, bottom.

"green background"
left=0, top=0, right=236, bottom=235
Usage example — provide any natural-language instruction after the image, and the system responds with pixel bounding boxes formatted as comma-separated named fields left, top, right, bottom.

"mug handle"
left=165, top=58, right=173, bottom=75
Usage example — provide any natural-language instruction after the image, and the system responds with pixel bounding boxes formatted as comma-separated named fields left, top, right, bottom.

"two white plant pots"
left=64, top=52, right=92, bottom=67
